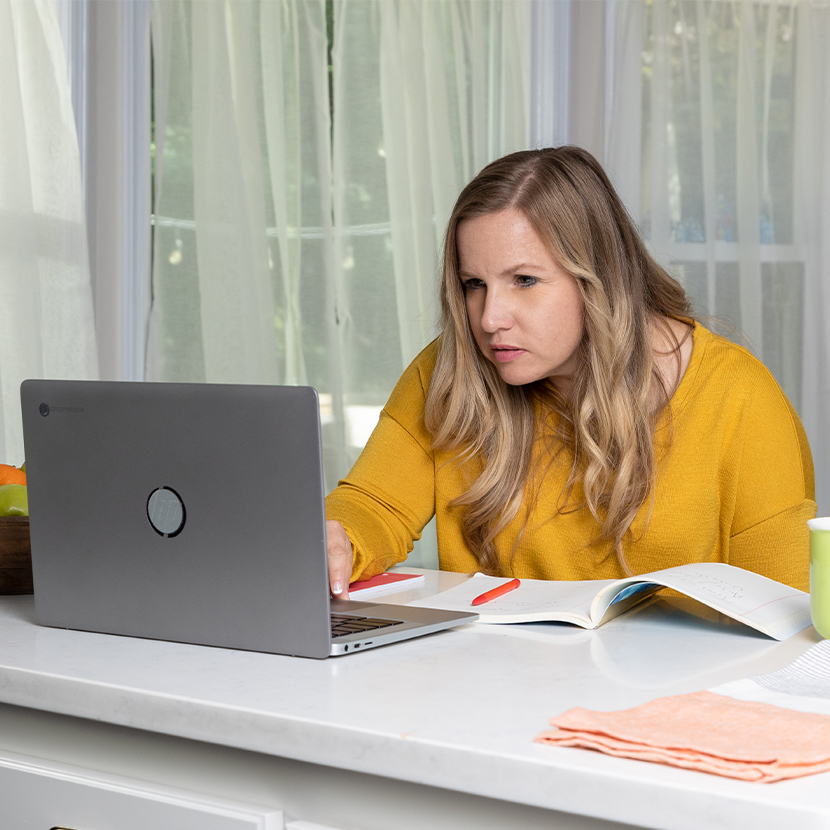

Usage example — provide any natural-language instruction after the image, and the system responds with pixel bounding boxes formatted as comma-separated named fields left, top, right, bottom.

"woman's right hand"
left=326, top=520, right=354, bottom=599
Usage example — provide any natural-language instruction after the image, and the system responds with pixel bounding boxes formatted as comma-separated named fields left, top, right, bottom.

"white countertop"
left=0, top=569, right=826, bottom=830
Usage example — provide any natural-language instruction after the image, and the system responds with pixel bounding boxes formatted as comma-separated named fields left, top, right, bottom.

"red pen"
left=471, top=578, right=521, bottom=607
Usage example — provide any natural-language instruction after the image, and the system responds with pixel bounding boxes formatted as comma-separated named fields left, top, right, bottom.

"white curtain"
left=148, top=0, right=530, bottom=506
left=0, top=0, right=97, bottom=466
left=603, top=0, right=830, bottom=513
left=148, top=0, right=338, bottom=482
left=331, top=0, right=530, bottom=463
left=795, top=1, right=830, bottom=517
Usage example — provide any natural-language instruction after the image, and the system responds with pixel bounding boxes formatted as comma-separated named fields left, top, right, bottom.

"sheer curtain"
left=148, top=0, right=530, bottom=561
left=796, top=1, right=830, bottom=517
left=0, top=0, right=97, bottom=466
left=602, top=0, right=830, bottom=513
left=330, top=0, right=530, bottom=457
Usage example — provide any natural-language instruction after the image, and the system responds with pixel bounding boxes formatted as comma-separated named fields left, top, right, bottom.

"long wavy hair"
left=424, top=146, right=693, bottom=575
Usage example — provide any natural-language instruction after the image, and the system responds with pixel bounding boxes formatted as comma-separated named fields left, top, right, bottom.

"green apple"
left=0, top=484, right=28, bottom=517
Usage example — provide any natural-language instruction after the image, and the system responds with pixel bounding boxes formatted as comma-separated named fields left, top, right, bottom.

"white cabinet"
left=0, top=750, right=282, bottom=830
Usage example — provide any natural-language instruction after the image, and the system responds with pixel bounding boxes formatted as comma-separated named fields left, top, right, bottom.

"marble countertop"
left=0, top=569, right=826, bottom=830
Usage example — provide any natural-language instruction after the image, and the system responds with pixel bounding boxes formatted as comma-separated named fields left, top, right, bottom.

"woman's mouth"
left=491, top=346, right=526, bottom=363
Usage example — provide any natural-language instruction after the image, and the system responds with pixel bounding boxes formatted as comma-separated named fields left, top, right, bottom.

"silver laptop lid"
left=21, top=379, right=333, bottom=658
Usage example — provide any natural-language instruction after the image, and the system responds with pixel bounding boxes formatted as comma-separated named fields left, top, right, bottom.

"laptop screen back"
left=20, top=380, right=333, bottom=658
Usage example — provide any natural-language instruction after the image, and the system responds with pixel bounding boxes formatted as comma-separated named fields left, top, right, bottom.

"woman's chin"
left=493, top=363, right=544, bottom=387
left=491, top=361, right=573, bottom=393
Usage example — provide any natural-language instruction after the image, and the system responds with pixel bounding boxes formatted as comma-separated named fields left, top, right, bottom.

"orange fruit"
left=0, top=464, right=26, bottom=486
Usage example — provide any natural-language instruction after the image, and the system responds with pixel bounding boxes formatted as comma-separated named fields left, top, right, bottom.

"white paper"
left=713, top=641, right=830, bottom=715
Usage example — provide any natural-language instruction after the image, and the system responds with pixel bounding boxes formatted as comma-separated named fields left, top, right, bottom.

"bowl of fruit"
left=0, top=463, right=33, bottom=595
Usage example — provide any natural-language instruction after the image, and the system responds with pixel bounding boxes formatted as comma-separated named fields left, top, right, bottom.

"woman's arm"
left=726, top=367, right=816, bottom=591
left=728, top=501, right=815, bottom=592
left=325, top=344, right=439, bottom=594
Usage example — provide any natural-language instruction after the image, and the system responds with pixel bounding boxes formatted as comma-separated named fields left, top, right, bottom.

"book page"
left=408, top=573, right=616, bottom=626
left=591, top=563, right=810, bottom=640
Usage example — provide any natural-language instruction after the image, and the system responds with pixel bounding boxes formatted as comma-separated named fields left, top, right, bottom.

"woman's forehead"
left=456, top=209, right=569, bottom=272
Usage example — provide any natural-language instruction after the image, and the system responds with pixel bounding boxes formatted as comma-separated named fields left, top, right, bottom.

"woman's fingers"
left=326, top=520, right=354, bottom=599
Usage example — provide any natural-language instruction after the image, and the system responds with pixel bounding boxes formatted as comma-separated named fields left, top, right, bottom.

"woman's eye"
left=462, top=278, right=484, bottom=291
left=516, top=275, right=537, bottom=287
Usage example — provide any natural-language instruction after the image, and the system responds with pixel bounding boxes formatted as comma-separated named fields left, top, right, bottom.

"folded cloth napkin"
left=535, top=689, right=830, bottom=782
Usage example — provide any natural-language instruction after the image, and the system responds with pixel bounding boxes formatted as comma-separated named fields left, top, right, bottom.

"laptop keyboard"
left=330, top=613, right=403, bottom=638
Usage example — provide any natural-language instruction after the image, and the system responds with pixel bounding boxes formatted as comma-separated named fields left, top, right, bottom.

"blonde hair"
left=424, top=147, right=692, bottom=575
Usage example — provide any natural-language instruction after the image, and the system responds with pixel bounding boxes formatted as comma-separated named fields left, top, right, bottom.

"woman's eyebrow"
left=459, top=262, right=548, bottom=279
left=503, top=262, right=545, bottom=275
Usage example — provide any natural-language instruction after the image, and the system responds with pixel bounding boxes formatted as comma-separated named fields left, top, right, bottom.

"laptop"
left=19, top=380, right=476, bottom=658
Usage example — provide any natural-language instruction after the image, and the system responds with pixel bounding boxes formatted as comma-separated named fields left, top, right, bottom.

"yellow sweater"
left=326, top=323, right=816, bottom=591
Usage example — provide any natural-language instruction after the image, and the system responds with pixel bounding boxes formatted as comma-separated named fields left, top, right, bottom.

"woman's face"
left=457, top=208, right=585, bottom=393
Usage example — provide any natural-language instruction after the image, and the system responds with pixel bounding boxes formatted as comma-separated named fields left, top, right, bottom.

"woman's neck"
left=650, top=316, right=694, bottom=410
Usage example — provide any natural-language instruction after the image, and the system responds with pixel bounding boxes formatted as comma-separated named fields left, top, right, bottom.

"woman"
left=325, top=146, right=815, bottom=596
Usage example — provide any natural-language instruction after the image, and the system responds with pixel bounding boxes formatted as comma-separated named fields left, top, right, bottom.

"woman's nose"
left=481, top=287, right=512, bottom=332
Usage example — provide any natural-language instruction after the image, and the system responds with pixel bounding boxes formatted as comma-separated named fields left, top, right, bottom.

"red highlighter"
left=471, top=578, right=521, bottom=607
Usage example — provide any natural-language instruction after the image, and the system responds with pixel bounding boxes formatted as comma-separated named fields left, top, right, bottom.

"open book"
left=408, top=563, right=811, bottom=641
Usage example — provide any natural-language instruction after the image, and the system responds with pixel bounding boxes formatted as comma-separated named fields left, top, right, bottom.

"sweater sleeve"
left=325, top=344, right=438, bottom=581
left=728, top=501, right=815, bottom=592
left=726, top=365, right=816, bottom=591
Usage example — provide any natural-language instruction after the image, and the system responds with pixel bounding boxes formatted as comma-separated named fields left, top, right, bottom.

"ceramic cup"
left=808, top=517, right=830, bottom=638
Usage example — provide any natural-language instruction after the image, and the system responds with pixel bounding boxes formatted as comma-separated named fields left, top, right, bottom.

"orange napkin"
left=536, top=690, right=830, bottom=782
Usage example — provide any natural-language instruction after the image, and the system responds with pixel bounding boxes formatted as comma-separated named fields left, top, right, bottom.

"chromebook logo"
left=38, top=403, right=84, bottom=416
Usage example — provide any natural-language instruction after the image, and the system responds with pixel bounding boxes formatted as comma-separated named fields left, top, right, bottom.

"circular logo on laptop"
left=147, top=487, right=186, bottom=537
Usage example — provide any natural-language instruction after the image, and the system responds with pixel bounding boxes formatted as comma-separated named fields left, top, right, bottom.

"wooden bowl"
left=0, top=517, right=33, bottom=594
